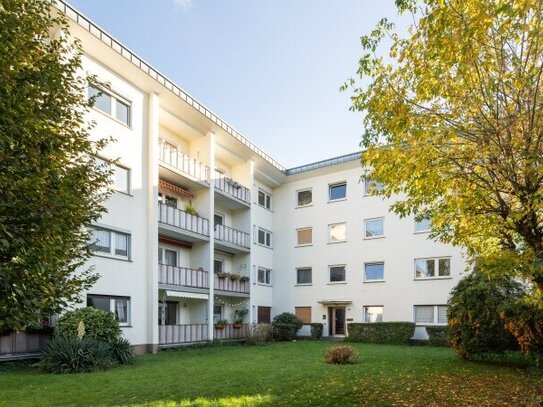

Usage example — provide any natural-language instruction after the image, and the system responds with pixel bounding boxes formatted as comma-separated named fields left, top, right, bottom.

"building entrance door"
left=328, top=307, right=346, bottom=336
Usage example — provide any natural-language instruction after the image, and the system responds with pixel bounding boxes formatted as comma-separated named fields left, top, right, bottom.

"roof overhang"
left=317, top=299, right=352, bottom=305
left=165, top=291, right=209, bottom=300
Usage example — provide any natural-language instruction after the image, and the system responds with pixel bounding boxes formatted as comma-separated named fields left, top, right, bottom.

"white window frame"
left=414, top=217, right=432, bottom=233
left=90, top=226, right=131, bottom=260
left=87, top=294, right=130, bottom=326
left=414, top=305, right=448, bottom=325
left=257, top=227, right=272, bottom=248
left=328, top=222, right=346, bottom=243
left=257, top=189, right=272, bottom=210
left=364, top=217, right=385, bottom=239
left=364, top=178, right=384, bottom=196
left=296, top=227, right=313, bottom=246
left=88, top=85, right=132, bottom=127
left=296, top=267, right=312, bottom=285
left=96, top=157, right=131, bottom=194
left=363, top=306, right=384, bottom=323
left=257, top=267, right=272, bottom=285
left=159, top=246, right=178, bottom=267
left=328, top=182, right=347, bottom=202
left=414, top=257, right=451, bottom=280
left=364, top=262, right=385, bottom=282
left=296, top=188, right=312, bottom=207
left=329, top=264, right=346, bottom=283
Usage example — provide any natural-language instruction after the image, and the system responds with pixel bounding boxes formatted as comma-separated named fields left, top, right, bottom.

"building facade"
left=56, top=1, right=467, bottom=353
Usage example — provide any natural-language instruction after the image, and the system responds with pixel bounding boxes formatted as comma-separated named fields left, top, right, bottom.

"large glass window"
left=364, top=218, right=384, bottom=238
left=257, top=267, right=272, bottom=285
left=257, top=228, right=272, bottom=248
left=415, top=257, right=451, bottom=279
left=258, top=190, right=272, bottom=210
left=329, top=265, right=346, bottom=282
left=364, top=262, right=385, bottom=281
left=87, top=295, right=130, bottom=325
left=90, top=227, right=130, bottom=260
left=364, top=306, right=383, bottom=323
left=414, top=305, right=448, bottom=325
left=296, top=267, right=312, bottom=284
left=329, top=182, right=347, bottom=201
left=88, top=85, right=131, bottom=126
left=328, top=223, right=346, bottom=243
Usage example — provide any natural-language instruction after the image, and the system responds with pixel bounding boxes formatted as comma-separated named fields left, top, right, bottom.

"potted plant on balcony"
left=239, top=276, right=250, bottom=282
left=183, top=203, right=199, bottom=216
left=228, top=273, right=241, bottom=281
left=215, top=271, right=229, bottom=279
left=233, top=309, right=248, bottom=329
left=215, top=319, right=228, bottom=330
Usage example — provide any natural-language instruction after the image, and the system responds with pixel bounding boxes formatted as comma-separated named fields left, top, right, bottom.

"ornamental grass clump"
left=324, top=345, right=358, bottom=365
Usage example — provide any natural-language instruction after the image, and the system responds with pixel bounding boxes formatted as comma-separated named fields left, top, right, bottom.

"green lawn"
left=0, top=341, right=541, bottom=406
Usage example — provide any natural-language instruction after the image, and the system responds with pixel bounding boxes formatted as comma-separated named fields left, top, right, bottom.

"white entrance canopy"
left=317, top=299, right=352, bottom=305
left=165, top=291, right=209, bottom=300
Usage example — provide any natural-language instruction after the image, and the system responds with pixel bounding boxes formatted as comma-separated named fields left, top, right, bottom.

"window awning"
left=165, top=290, right=209, bottom=300
left=317, top=299, right=352, bottom=305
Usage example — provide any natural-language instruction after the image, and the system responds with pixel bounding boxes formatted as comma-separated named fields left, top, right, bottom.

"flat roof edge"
left=285, top=151, right=362, bottom=176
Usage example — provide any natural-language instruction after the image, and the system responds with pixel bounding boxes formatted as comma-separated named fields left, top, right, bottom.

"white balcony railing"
left=214, top=224, right=250, bottom=249
left=214, top=170, right=251, bottom=204
left=159, top=203, right=209, bottom=237
left=214, top=324, right=249, bottom=340
left=159, top=324, right=209, bottom=345
left=214, top=274, right=250, bottom=294
left=159, top=264, right=209, bottom=289
left=159, top=139, right=210, bottom=184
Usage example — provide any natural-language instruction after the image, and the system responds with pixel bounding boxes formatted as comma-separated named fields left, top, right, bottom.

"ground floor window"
left=414, top=305, right=448, bottom=325
left=87, top=294, right=130, bottom=325
left=257, top=306, right=271, bottom=324
left=295, top=306, right=312, bottom=324
left=363, top=306, right=383, bottom=323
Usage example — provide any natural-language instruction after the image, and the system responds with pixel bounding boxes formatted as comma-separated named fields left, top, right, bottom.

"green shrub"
left=40, top=335, right=113, bottom=373
left=501, top=300, right=543, bottom=356
left=55, top=307, right=121, bottom=344
left=273, top=323, right=298, bottom=341
left=346, top=322, right=415, bottom=345
left=426, top=326, right=449, bottom=347
left=310, top=323, right=323, bottom=340
left=324, top=345, right=358, bottom=365
left=110, top=337, right=134, bottom=365
left=246, top=323, right=273, bottom=345
left=448, top=272, right=524, bottom=360
left=272, top=313, right=303, bottom=331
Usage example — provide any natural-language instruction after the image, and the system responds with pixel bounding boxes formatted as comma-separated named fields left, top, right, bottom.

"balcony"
left=214, top=224, right=250, bottom=253
left=159, top=264, right=209, bottom=290
left=158, top=203, right=209, bottom=243
left=214, top=274, right=250, bottom=295
left=158, top=139, right=210, bottom=188
left=158, top=324, right=249, bottom=345
left=214, top=170, right=251, bottom=208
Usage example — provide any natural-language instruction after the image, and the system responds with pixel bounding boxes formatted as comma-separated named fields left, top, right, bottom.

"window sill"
left=256, top=243, right=273, bottom=250
left=413, top=230, right=432, bottom=235
left=296, top=204, right=313, bottom=209
left=91, top=106, right=132, bottom=130
left=295, top=244, right=313, bottom=248
left=257, top=205, right=273, bottom=213
left=92, top=253, right=132, bottom=262
left=256, top=283, right=272, bottom=287
left=327, top=282, right=347, bottom=285
left=364, top=279, right=386, bottom=283
left=327, top=241, right=347, bottom=245
left=327, top=198, right=347, bottom=203
left=113, top=189, right=133, bottom=197
left=364, top=235, right=385, bottom=240
left=414, top=276, right=452, bottom=281
left=295, top=284, right=312, bottom=287
left=119, top=325, right=133, bottom=328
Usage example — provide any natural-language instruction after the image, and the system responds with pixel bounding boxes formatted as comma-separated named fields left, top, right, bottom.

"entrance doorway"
left=328, top=307, right=346, bottom=336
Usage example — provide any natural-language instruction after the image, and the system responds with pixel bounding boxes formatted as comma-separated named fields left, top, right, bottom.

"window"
left=258, top=306, right=271, bottom=324
left=364, top=306, right=383, bottom=323
left=213, top=305, right=223, bottom=323
left=90, top=227, right=130, bottom=260
left=364, top=262, right=384, bottom=281
left=214, top=213, right=224, bottom=226
left=364, top=178, right=384, bottom=195
left=414, top=305, right=448, bottom=325
left=295, top=306, right=312, bottom=324
left=257, top=267, right=272, bottom=285
left=329, top=265, right=346, bottom=282
left=159, top=247, right=178, bottom=266
left=214, top=259, right=224, bottom=273
left=328, top=223, right=346, bottom=243
left=95, top=157, right=130, bottom=194
left=415, top=217, right=432, bottom=233
left=296, top=267, right=312, bottom=284
left=296, top=189, right=312, bottom=206
left=257, top=228, right=272, bottom=248
left=415, top=257, right=451, bottom=279
left=329, top=182, right=347, bottom=201
left=164, top=301, right=177, bottom=325
left=87, top=295, right=130, bottom=325
left=258, top=190, right=272, bottom=210
left=296, top=228, right=312, bottom=246
left=88, top=85, right=131, bottom=126
left=365, top=218, right=384, bottom=238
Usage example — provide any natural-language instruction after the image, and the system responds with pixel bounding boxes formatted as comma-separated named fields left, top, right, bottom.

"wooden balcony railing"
left=159, top=139, right=210, bottom=183
left=214, top=274, right=250, bottom=294
left=159, top=264, right=209, bottom=289
left=214, top=224, right=250, bottom=249
left=159, top=203, right=209, bottom=237
left=159, top=324, right=208, bottom=345
left=214, top=170, right=251, bottom=204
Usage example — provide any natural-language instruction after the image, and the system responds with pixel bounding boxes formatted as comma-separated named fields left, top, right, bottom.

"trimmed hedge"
left=310, top=323, right=323, bottom=340
left=273, top=323, right=298, bottom=341
left=426, top=326, right=449, bottom=347
left=347, top=322, right=415, bottom=345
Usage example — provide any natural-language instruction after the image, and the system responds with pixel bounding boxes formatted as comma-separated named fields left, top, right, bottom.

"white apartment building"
left=56, top=1, right=467, bottom=353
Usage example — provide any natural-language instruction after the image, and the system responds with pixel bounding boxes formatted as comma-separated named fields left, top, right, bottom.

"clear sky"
left=68, top=0, right=410, bottom=168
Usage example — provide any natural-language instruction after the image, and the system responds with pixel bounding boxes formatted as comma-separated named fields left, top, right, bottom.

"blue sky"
left=68, top=0, right=410, bottom=168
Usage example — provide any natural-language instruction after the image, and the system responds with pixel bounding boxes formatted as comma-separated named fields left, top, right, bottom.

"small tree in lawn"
left=0, top=0, right=111, bottom=330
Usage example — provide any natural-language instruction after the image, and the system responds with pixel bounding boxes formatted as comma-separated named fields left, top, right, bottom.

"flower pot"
left=215, top=323, right=226, bottom=330
left=233, top=323, right=242, bottom=329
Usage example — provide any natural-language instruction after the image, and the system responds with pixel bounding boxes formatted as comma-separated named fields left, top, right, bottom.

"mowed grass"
left=0, top=341, right=542, bottom=407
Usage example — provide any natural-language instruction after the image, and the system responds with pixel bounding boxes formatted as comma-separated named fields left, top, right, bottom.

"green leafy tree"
left=0, top=0, right=111, bottom=330
left=345, top=0, right=543, bottom=292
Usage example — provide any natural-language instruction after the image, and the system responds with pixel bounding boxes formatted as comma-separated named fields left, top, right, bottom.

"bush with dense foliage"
left=324, top=345, right=358, bottom=365
left=426, top=326, right=449, bottom=347
left=347, top=322, right=415, bottom=345
left=448, top=272, right=524, bottom=359
left=501, top=300, right=543, bottom=357
left=272, top=313, right=303, bottom=330
left=109, top=337, right=134, bottom=365
left=246, top=323, right=273, bottom=345
left=40, top=335, right=113, bottom=374
left=271, top=313, right=303, bottom=341
left=55, top=307, right=121, bottom=344
left=310, top=323, right=323, bottom=340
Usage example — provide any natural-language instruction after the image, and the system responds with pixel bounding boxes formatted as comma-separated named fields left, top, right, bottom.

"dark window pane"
left=297, top=190, right=312, bottom=206
left=330, top=266, right=346, bottom=282
left=329, top=183, right=347, bottom=200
